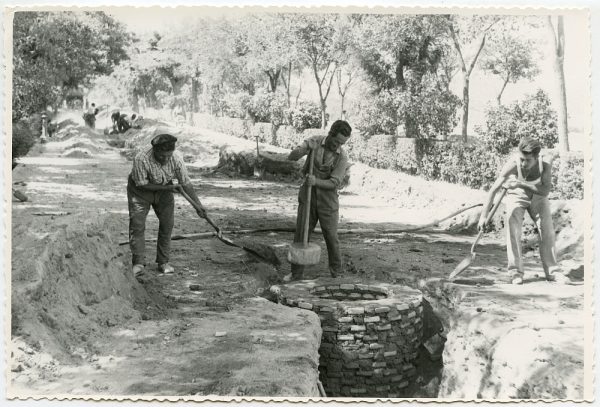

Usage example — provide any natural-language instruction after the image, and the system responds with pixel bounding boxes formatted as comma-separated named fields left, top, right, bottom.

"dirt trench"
left=9, top=114, right=587, bottom=400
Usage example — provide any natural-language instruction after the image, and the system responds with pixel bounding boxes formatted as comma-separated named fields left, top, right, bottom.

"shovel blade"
left=449, top=253, right=476, bottom=279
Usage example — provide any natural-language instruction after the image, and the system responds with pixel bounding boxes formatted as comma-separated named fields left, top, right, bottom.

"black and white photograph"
left=4, top=4, right=594, bottom=402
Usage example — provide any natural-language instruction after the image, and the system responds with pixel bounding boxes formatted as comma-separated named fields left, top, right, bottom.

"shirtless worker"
left=478, top=137, right=570, bottom=285
left=128, top=128, right=207, bottom=277
left=287, top=120, right=352, bottom=280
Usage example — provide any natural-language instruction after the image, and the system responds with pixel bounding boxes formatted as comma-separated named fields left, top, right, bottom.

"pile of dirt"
left=62, top=148, right=94, bottom=158
left=11, top=213, right=169, bottom=364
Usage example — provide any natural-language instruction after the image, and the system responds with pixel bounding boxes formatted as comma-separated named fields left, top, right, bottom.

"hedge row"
left=194, top=113, right=583, bottom=200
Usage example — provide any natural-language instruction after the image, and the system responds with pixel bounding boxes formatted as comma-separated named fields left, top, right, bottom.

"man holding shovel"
left=128, top=127, right=207, bottom=277
left=287, top=120, right=352, bottom=280
left=478, top=137, right=570, bottom=285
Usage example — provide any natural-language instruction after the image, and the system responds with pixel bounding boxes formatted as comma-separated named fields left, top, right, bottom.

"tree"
left=335, top=59, right=358, bottom=119
left=444, top=15, right=500, bottom=141
left=354, top=14, right=459, bottom=138
left=480, top=19, right=540, bottom=104
left=291, top=14, right=352, bottom=129
left=546, top=15, right=569, bottom=153
left=12, top=11, right=131, bottom=120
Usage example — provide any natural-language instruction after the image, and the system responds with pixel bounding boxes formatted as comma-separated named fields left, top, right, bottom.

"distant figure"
left=130, top=114, right=144, bottom=129
left=117, top=113, right=131, bottom=133
left=172, top=103, right=186, bottom=125
left=83, top=103, right=98, bottom=129
left=111, top=110, right=121, bottom=128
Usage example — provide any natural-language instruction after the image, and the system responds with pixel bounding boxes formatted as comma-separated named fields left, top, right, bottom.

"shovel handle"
left=302, top=149, right=314, bottom=246
left=472, top=188, right=508, bottom=252
left=179, top=189, right=220, bottom=233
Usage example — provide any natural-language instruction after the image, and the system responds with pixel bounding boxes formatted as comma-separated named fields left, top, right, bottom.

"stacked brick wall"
left=275, top=278, right=423, bottom=398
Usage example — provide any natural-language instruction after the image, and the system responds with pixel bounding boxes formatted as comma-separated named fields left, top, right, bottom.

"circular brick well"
left=274, top=278, right=424, bottom=398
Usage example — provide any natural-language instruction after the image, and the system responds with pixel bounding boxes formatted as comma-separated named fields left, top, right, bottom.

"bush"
left=551, top=153, right=584, bottom=200
left=287, top=100, right=322, bottom=132
left=222, top=92, right=252, bottom=119
left=246, top=92, right=288, bottom=125
left=477, top=90, right=558, bottom=155
left=354, top=75, right=461, bottom=138
left=12, top=119, right=38, bottom=159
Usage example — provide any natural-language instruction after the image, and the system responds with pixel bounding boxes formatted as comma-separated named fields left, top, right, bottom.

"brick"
left=320, top=293, right=332, bottom=298
left=384, top=351, right=397, bottom=357
left=362, top=294, right=375, bottom=300
left=376, top=385, right=391, bottom=392
left=397, top=380, right=409, bottom=389
left=364, top=316, right=380, bottom=323
left=372, top=361, right=387, bottom=368
left=373, top=368, right=384, bottom=376
left=396, top=303, right=410, bottom=311
left=410, top=298, right=422, bottom=308
left=313, top=286, right=327, bottom=292
left=376, top=295, right=386, bottom=300
left=377, top=324, right=392, bottom=331
left=383, top=368, right=398, bottom=376
left=350, top=388, right=367, bottom=394
left=369, top=286, right=389, bottom=295
left=326, top=285, right=340, bottom=291
left=338, top=316, right=353, bottom=323
left=407, top=311, right=417, bottom=318
left=369, top=343, right=383, bottom=350
left=402, top=364, right=413, bottom=371
left=357, top=371, right=373, bottom=377
left=390, top=375, right=404, bottom=382
left=351, top=325, right=366, bottom=332
left=340, top=284, right=355, bottom=290
left=363, top=335, right=378, bottom=342
left=358, top=352, right=374, bottom=359
left=349, top=293, right=362, bottom=299
left=338, top=334, right=354, bottom=341
left=345, top=362, right=360, bottom=369
left=356, top=284, right=369, bottom=292
left=320, top=306, right=335, bottom=313
left=333, top=292, right=346, bottom=298
left=347, top=307, right=365, bottom=315
left=375, top=306, right=391, bottom=313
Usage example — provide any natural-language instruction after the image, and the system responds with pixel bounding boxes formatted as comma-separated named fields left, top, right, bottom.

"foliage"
left=354, top=75, right=461, bottom=138
left=477, top=90, right=558, bottom=155
left=551, top=153, right=584, bottom=200
left=287, top=100, right=322, bottom=132
left=480, top=25, right=540, bottom=103
left=12, top=11, right=131, bottom=120
left=12, top=118, right=39, bottom=159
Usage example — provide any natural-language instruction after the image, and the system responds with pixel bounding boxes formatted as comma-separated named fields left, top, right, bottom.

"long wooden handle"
left=180, top=190, right=220, bottom=233
left=302, top=149, right=314, bottom=246
left=472, top=188, right=508, bottom=253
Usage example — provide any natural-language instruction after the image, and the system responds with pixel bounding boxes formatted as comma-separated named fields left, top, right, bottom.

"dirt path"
left=9, top=115, right=587, bottom=400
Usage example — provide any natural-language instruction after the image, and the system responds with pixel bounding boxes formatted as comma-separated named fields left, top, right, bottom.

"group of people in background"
left=110, top=109, right=143, bottom=134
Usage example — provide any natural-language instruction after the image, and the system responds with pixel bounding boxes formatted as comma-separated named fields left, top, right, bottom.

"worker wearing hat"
left=128, top=128, right=206, bottom=277
left=288, top=120, right=352, bottom=280
left=479, top=137, right=570, bottom=285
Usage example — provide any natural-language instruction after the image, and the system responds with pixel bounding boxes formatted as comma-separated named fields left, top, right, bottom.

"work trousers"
left=127, top=176, right=174, bottom=266
left=505, top=190, right=560, bottom=277
left=291, top=184, right=342, bottom=278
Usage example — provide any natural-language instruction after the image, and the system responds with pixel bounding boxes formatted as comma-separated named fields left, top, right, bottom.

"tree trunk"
left=340, top=94, right=345, bottom=120
left=191, top=78, right=200, bottom=112
left=320, top=100, right=327, bottom=129
left=461, top=77, right=469, bottom=142
left=497, top=76, right=510, bottom=105
left=547, top=16, right=569, bottom=153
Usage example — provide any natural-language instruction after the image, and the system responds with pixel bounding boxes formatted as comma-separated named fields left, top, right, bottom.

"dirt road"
left=9, top=114, right=588, bottom=400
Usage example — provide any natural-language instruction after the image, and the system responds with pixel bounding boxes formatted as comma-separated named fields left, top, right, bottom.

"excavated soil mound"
left=11, top=213, right=169, bottom=363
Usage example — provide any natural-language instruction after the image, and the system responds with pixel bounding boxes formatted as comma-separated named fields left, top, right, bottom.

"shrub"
left=354, top=75, right=461, bottom=139
left=246, top=92, right=288, bottom=125
left=477, top=90, right=558, bottom=155
left=222, top=92, right=252, bottom=119
left=12, top=119, right=38, bottom=159
left=551, top=153, right=584, bottom=200
left=287, top=100, right=322, bottom=132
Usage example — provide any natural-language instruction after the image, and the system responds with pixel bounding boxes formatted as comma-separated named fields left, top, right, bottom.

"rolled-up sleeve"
left=131, top=155, right=149, bottom=187
left=173, top=153, right=191, bottom=185
left=329, top=150, right=349, bottom=189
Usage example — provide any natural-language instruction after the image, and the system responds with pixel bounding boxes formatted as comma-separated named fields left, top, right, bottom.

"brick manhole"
left=273, top=277, right=424, bottom=398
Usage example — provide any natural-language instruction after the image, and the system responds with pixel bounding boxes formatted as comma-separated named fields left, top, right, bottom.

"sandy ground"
left=9, top=112, right=587, bottom=400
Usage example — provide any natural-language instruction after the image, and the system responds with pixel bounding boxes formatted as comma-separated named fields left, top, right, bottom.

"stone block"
left=383, top=368, right=398, bottom=376
left=349, top=293, right=362, bottom=299
left=358, top=352, right=374, bottom=359
left=338, top=334, right=354, bottom=341
left=319, top=306, right=335, bottom=313
left=323, top=326, right=338, bottom=332
left=396, top=304, right=410, bottom=311
left=340, top=284, right=355, bottom=290
left=345, top=362, right=360, bottom=369
left=351, top=325, right=366, bottom=332
left=375, top=306, right=391, bottom=313
left=384, top=350, right=397, bottom=358
left=347, top=307, right=365, bottom=315
left=369, top=343, right=384, bottom=350
left=377, top=324, right=392, bottom=331
left=376, top=295, right=386, bottom=300
left=357, top=371, right=373, bottom=377
left=390, top=375, right=405, bottom=382
left=376, top=385, right=391, bottom=392
left=372, top=361, right=387, bottom=368
left=398, top=380, right=409, bottom=389
left=407, top=311, right=417, bottom=318
left=350, top=387, right=367, bottom=394
left=338, top=316, right=353, bottom=323
left=355, top=284, right=369, bottom=292
left=362, top=294, right=375, bottom=300
left=364, top=316, right=380, bottom=323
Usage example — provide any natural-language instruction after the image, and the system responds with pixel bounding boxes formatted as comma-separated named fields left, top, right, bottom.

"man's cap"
left=151, top=127, right=178, bottom=147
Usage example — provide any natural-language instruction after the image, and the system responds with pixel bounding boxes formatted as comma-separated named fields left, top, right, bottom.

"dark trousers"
left=291, top=185, right=342, bottom=278
left=127, top=176, right=174, bottom=266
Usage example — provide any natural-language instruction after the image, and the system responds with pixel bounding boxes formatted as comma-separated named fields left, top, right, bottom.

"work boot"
left=158, top=263, right=174, bottom=274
